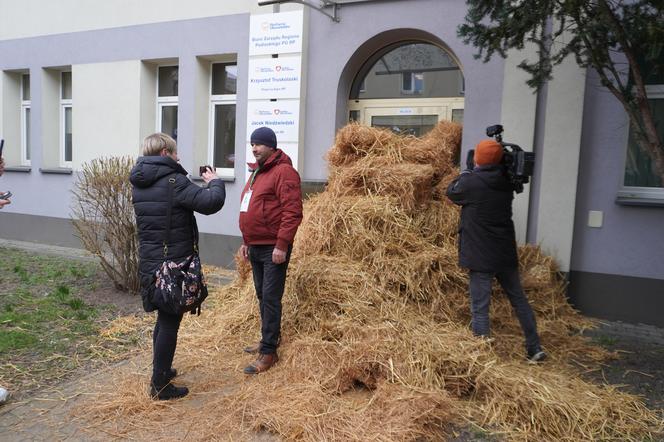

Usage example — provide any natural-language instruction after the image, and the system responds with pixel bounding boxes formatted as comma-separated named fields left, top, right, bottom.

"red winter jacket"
left=239, top=149, right=303, bottom=251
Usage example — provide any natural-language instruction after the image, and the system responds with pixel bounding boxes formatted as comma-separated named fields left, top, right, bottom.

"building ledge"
left=615, top=196, right=664, bottom=207
left=3, top=166, right=31, bottom=173
left=188, top=175, right=235, bottom=183
left=40, top=167, right=73, bottom=175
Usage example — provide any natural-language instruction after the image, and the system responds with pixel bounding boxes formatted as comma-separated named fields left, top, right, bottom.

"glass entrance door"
left=349, top=98, right=464, bottom=136
left=365, top=105, right=446, bottom=137
left=370, top=114, right=439, bottom=137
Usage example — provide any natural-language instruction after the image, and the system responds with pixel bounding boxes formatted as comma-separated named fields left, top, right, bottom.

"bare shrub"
left=71, top=156, right=139, bottom=295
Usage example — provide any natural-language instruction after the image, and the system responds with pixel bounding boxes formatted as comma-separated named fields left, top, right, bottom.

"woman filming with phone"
left=130, top=133, right=225, bottom=400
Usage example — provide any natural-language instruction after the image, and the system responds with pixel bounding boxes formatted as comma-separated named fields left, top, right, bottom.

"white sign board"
left=247, top=100, right=300, bottom=143
left=248, top=56, right=302, bottom=99
left=249, top=10, right=304, bottom=56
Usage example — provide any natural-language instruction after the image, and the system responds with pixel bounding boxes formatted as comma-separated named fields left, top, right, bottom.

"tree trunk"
left=597, top=0, right=664, bottom=184
left=636, top=98, right=664, bottom=185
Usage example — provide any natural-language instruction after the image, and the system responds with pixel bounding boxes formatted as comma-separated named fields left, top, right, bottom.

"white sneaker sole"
left=527, top=351, right=547, bottom=363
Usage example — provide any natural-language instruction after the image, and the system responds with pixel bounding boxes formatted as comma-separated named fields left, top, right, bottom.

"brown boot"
left=243, top=353, right=278, bottom=374
left=243, top=342, right=261, bottom=354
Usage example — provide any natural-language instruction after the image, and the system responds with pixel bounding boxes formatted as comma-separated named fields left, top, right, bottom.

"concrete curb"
left=585, top=319, right=664, bottom=345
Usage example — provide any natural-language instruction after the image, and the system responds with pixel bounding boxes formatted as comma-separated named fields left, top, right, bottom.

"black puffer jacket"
left=130, top=155, right=226, bottom=311
left=446, top=165, right=518, bottom=272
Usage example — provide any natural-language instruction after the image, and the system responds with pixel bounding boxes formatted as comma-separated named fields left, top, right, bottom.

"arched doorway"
left=348, top=41, right=464, bottom=136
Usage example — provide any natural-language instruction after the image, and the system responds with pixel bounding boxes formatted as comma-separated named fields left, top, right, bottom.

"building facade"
left=0, top=0, right=662, bottom=326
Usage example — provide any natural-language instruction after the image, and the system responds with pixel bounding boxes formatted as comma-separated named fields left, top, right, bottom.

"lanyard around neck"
left=249, top=167, right=260, bottom=189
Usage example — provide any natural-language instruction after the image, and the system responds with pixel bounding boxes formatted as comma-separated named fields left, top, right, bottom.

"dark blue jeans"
left=152, top=309, right=183, bottom=379
left=469, top=267, right=541, bottom=353
left=249, top=244, right=292, bottom=355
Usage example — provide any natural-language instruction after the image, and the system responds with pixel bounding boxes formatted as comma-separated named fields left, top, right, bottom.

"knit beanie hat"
left=250, top=127, right=277, bottom=149
left=474, top=139, right=503, bottom=166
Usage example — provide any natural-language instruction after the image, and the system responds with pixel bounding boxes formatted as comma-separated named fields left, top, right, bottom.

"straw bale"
left=292, top=194, right=466, bottom=300
left=433, top=170, right=461, bottom=201
left=283, top=256, right=383, bottom=335
left=326, top=123, right=409, bottom=167
left=404, top=120, right=463, bottom=175
left=294, top=193, right=418, bottom=257
left=326, top=158, right=438, bottom=211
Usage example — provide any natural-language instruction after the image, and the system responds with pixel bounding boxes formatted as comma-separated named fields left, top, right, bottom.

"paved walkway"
left=0, top=355, right=279, bottom=442
left=0, top=359, right=133, bottom=441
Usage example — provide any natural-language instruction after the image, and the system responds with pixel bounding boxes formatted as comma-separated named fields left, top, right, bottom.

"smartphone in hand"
left=0, top=139, right=4, bottom=158
left=199, top=165, right=212, bottom=176
left=0, top=191, right=12, bottom=200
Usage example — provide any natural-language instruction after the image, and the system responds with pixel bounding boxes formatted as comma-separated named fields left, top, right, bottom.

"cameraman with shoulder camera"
left=446, top=136, right=546, bottom=362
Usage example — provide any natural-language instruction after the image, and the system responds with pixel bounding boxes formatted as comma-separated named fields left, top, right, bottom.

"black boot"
left=166, top=368, right=177, bottom=381
left=150, top=371, right=188, bottom=400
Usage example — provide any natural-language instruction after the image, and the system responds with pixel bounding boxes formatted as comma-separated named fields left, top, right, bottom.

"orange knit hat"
left=474, top=139, right=503, bottom=166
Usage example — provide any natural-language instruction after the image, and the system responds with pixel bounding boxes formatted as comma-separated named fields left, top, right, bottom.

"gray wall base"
left=10, top=213, right=662, bottom=325
left=0, top=212, right=243, bottom=269
left=198, top=232, right=243, bottom=269
left=0, top=212, right=82, bottom=249
left=568, top=270, right=664, bottom=328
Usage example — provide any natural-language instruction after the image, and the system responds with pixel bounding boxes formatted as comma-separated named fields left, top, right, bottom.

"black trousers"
left=152, top=309, right=183, bottom=380
left=249, top=244, right=292, bottom=355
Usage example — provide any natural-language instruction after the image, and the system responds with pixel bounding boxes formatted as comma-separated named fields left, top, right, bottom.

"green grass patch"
left=0, top=246, right=146, bottom=399
left=594, top=335, right=619, bottom=346
left=0, top=330, right=38, bottom=352
left=67, top=298, right=85, bottom=310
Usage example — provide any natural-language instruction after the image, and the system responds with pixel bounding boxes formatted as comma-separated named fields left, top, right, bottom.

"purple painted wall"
left=1, top=1, right=659, bottom=323
left=1, top=1, right=505, bottom=233
left=572, top=70, right=664, bottom=280
left=0, top=15, right=250, bottom=235
left=302, top=0, right=504, bottom=180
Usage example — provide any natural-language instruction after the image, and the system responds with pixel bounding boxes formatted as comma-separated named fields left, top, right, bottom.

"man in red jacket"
left=239, top=126, right=303, bottom=374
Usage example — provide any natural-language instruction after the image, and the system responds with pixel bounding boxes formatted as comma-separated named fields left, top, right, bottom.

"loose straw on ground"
left=74, top=122, right=663, bottom=441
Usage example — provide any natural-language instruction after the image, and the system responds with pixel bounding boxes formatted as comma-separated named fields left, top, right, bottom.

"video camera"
left=466, top=125, right=535, bottom=194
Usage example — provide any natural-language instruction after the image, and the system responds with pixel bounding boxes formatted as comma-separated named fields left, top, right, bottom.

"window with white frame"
left=621, top=63, right=664, bottom=201
left=21, top=73, right=31, bottom=165
left=60, top=71, right=72, bottom=167
left=401, top=72, right=424, bottom=95
left=157, top=65, right=178, bottom=140
left=209, top=62, right=237, bottom=177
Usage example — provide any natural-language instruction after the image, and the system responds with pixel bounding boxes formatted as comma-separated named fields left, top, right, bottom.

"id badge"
left=240, top=190, right=252, bottom=212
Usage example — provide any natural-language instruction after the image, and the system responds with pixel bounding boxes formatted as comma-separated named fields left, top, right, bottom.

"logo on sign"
left=270, top=22, right=290, bottom=30
left=261, top=22, right=269, bottom=31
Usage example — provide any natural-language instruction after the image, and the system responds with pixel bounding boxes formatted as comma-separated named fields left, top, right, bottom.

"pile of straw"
left=76, top=122, right=662, bottom=441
